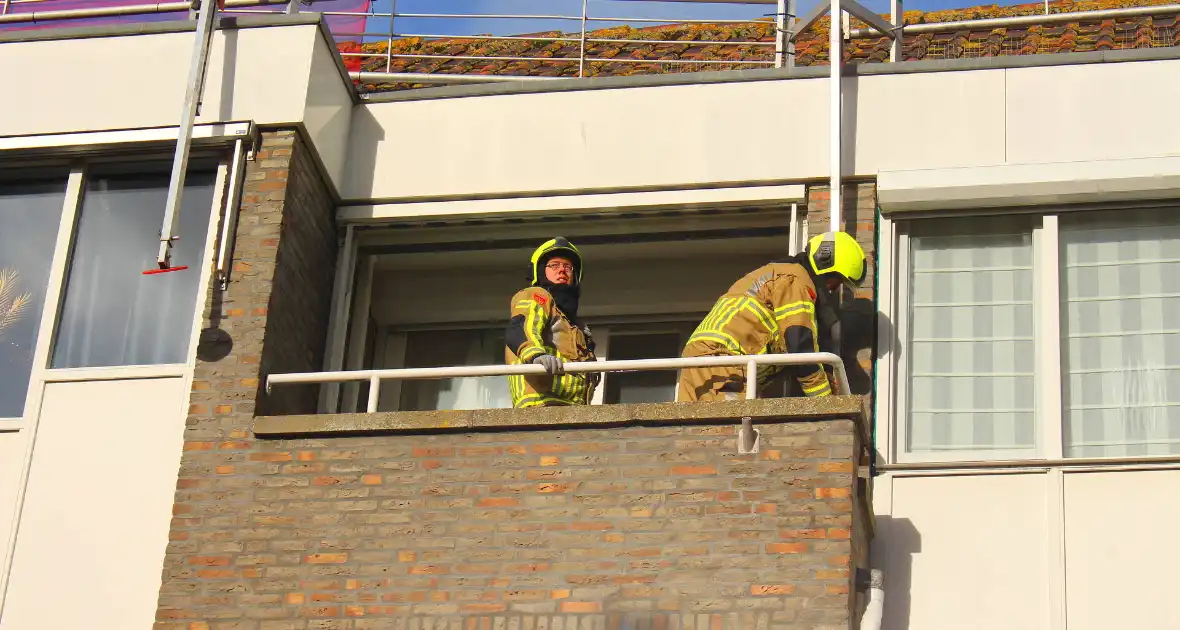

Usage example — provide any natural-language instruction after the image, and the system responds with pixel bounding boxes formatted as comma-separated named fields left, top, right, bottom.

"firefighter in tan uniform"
left=505, top=238, right=599, bottom=408
left=677, top=231, right=867, bottom=402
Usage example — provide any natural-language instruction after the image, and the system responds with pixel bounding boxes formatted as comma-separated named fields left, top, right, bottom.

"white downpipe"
left=829, top=0, right=843, bottom=231
left=860, top=569, right=885, bottom=630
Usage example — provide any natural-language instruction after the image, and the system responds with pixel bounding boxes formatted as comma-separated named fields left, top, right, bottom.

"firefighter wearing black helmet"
left=504, top=238, right=599, bottom=408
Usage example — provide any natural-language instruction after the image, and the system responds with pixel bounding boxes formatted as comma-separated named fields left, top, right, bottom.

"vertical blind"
left=1061, top=209, right=1180, bottom=458
left=907, top=217, right=1036, bottom=453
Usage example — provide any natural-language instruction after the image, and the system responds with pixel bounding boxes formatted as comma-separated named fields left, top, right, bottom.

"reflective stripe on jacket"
left=683, top=262, right=831, bottom=397
left=504, top=287, right=598, bottom=407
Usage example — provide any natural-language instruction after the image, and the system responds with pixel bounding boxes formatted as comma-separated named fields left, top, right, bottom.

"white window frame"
left=882, top=204, right=1180, bottom=466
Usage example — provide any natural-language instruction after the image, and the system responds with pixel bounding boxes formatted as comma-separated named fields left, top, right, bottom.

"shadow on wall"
left=873, top=515, right=921, bottom=630
left=838, top=295, right=877, bottom=395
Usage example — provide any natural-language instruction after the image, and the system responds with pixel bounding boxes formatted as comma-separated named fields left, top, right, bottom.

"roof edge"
left=360, top=45, right=1180, bottom=104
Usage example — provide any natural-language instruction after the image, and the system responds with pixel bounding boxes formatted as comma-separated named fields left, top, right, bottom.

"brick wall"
left=160, top=128, right=339, bottom=624
left=159, top=412, right=870, bottom=630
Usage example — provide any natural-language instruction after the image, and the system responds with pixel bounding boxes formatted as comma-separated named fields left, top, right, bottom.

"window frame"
left=884, top=204, right=1180, bottom=466
left=0, top=152, right=233, bottom=426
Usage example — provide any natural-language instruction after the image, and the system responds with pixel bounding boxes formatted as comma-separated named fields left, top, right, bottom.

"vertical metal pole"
left=215, top=138, right=246, bottom=290
left=745, top=359, right=758, bottom=400
left=1, top=0, right=12, bottom=16
left=828, top=0, right=843, bottom=232
left=578, top=0, right=589, bottom=77
left=774, top=0, right=787, bottom=68
left=1044, top=0, right=1050, bottom=14
left=788, top=202, right=800, bottom=255
left=366, top=376, right=381, bottom=413
left=785, top=0, right=797, bottom=73
left=386, top=0, right=396, bottom=73
left=890, top=0, right=903, bottom=62
left=157, top=0, right=218, bottom=269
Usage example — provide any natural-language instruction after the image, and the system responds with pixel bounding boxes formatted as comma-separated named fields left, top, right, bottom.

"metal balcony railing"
left=265, top=351, right=853, bottom=413
left=4, top=0, right=1180, bottom=91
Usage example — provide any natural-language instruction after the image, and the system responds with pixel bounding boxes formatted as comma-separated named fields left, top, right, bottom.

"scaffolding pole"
left=155, top=0, right=218, bottom=270
left=829, top=0, right=842, bottom=231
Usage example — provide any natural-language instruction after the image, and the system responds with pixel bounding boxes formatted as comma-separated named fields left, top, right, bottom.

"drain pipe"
left=860, top=569, right=885, bottom=630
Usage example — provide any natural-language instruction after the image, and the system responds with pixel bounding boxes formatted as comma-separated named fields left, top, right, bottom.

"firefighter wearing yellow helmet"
left=677, top=231, right=867, bottom=402
left=504, top=238, right=599, bottom=408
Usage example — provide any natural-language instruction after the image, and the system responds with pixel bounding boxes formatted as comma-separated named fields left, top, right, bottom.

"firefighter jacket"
left=683, top=262, right=832, bottom=397
left=505, top=287, right=598, bottom=407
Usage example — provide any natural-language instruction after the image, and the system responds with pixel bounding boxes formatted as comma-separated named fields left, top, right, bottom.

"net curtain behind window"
left=399, top=329, right=511, bottom=411
left=51, top=171, right=215, bottom=369
left=906, top=218, right=1036, bottom=454
left=1061, top=209, right=1180, bottom=458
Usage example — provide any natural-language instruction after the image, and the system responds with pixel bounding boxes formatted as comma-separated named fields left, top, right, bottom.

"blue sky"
left=366, top=0, right=1036, bottom=39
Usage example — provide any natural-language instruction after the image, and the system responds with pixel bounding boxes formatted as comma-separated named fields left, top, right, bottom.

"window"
left=603, top=330, right=687, bottom=404
left=904, top=217, right=1036, bottom=454
left=0, top=177, right=67, bottom=418
left=398, top=328, right=512, bottom=411
left=1061, top=209, right=1180, bottom=458
left=382, top=323, right=699, bottom=411
left=51, top=167, right=216, bottom=369
left=896, top=207, right=1180, bottom=462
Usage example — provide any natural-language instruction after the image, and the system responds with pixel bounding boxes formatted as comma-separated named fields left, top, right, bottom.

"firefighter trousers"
left=676, top=365, right=747, bottom=403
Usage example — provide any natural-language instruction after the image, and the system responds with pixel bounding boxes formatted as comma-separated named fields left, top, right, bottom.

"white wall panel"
left=0, top=378, right=189, bottom=630
left=345, top=79, right=830, bottom=201
left=1064, top=469, right=1180, bottom=630
left=303, top=32, right=355, bottom=191
left=851, top=70, right=1007, bottom=175
left=882, top=473, right=1051, bottom=630
left=1005, top=60, right=1180, bottom=164
left=0, top=25, right=316, bottom=137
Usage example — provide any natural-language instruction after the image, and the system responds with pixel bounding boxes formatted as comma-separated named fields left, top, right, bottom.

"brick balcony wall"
left=160, top=404, right=871, bottom=630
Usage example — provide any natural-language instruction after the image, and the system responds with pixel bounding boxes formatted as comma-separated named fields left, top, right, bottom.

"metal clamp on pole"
left=150, top=0, right=219, bottom=274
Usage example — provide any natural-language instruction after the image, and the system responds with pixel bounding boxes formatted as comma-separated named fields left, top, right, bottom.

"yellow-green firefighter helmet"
left=806, top=231, right=867, bottom=288
left=529, top=237, right=583, bottom=285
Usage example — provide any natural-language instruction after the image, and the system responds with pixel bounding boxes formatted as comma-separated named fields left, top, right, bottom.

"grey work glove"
left=532, top=354, right=564, bottom=375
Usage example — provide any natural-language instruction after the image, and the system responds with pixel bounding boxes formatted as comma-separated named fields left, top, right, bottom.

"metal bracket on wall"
left=215, top=137, right=249, bottom=290
left=738, top=416, right=761, bottom=454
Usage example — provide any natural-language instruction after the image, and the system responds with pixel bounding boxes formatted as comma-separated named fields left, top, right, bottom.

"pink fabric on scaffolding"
left=1, top=0, right=373, bottom=39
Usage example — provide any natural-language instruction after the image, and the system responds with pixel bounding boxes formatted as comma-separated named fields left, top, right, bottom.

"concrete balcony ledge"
left=252, top=396, right=868, bottom=440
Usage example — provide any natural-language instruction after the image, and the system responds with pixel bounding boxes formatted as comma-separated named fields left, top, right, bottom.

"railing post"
left=775, top=0, right=788, bottom=68
left=578, top=0, right=589, bottom=77
left=740, top=360, right=760, bottom=454
left=366, top=375, right=381, bottom=413
left=745, top=359, right=758, bottom=400
left=386, top=0, right=397, bottom=73
left=890, top=0, right=903, bottom=62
